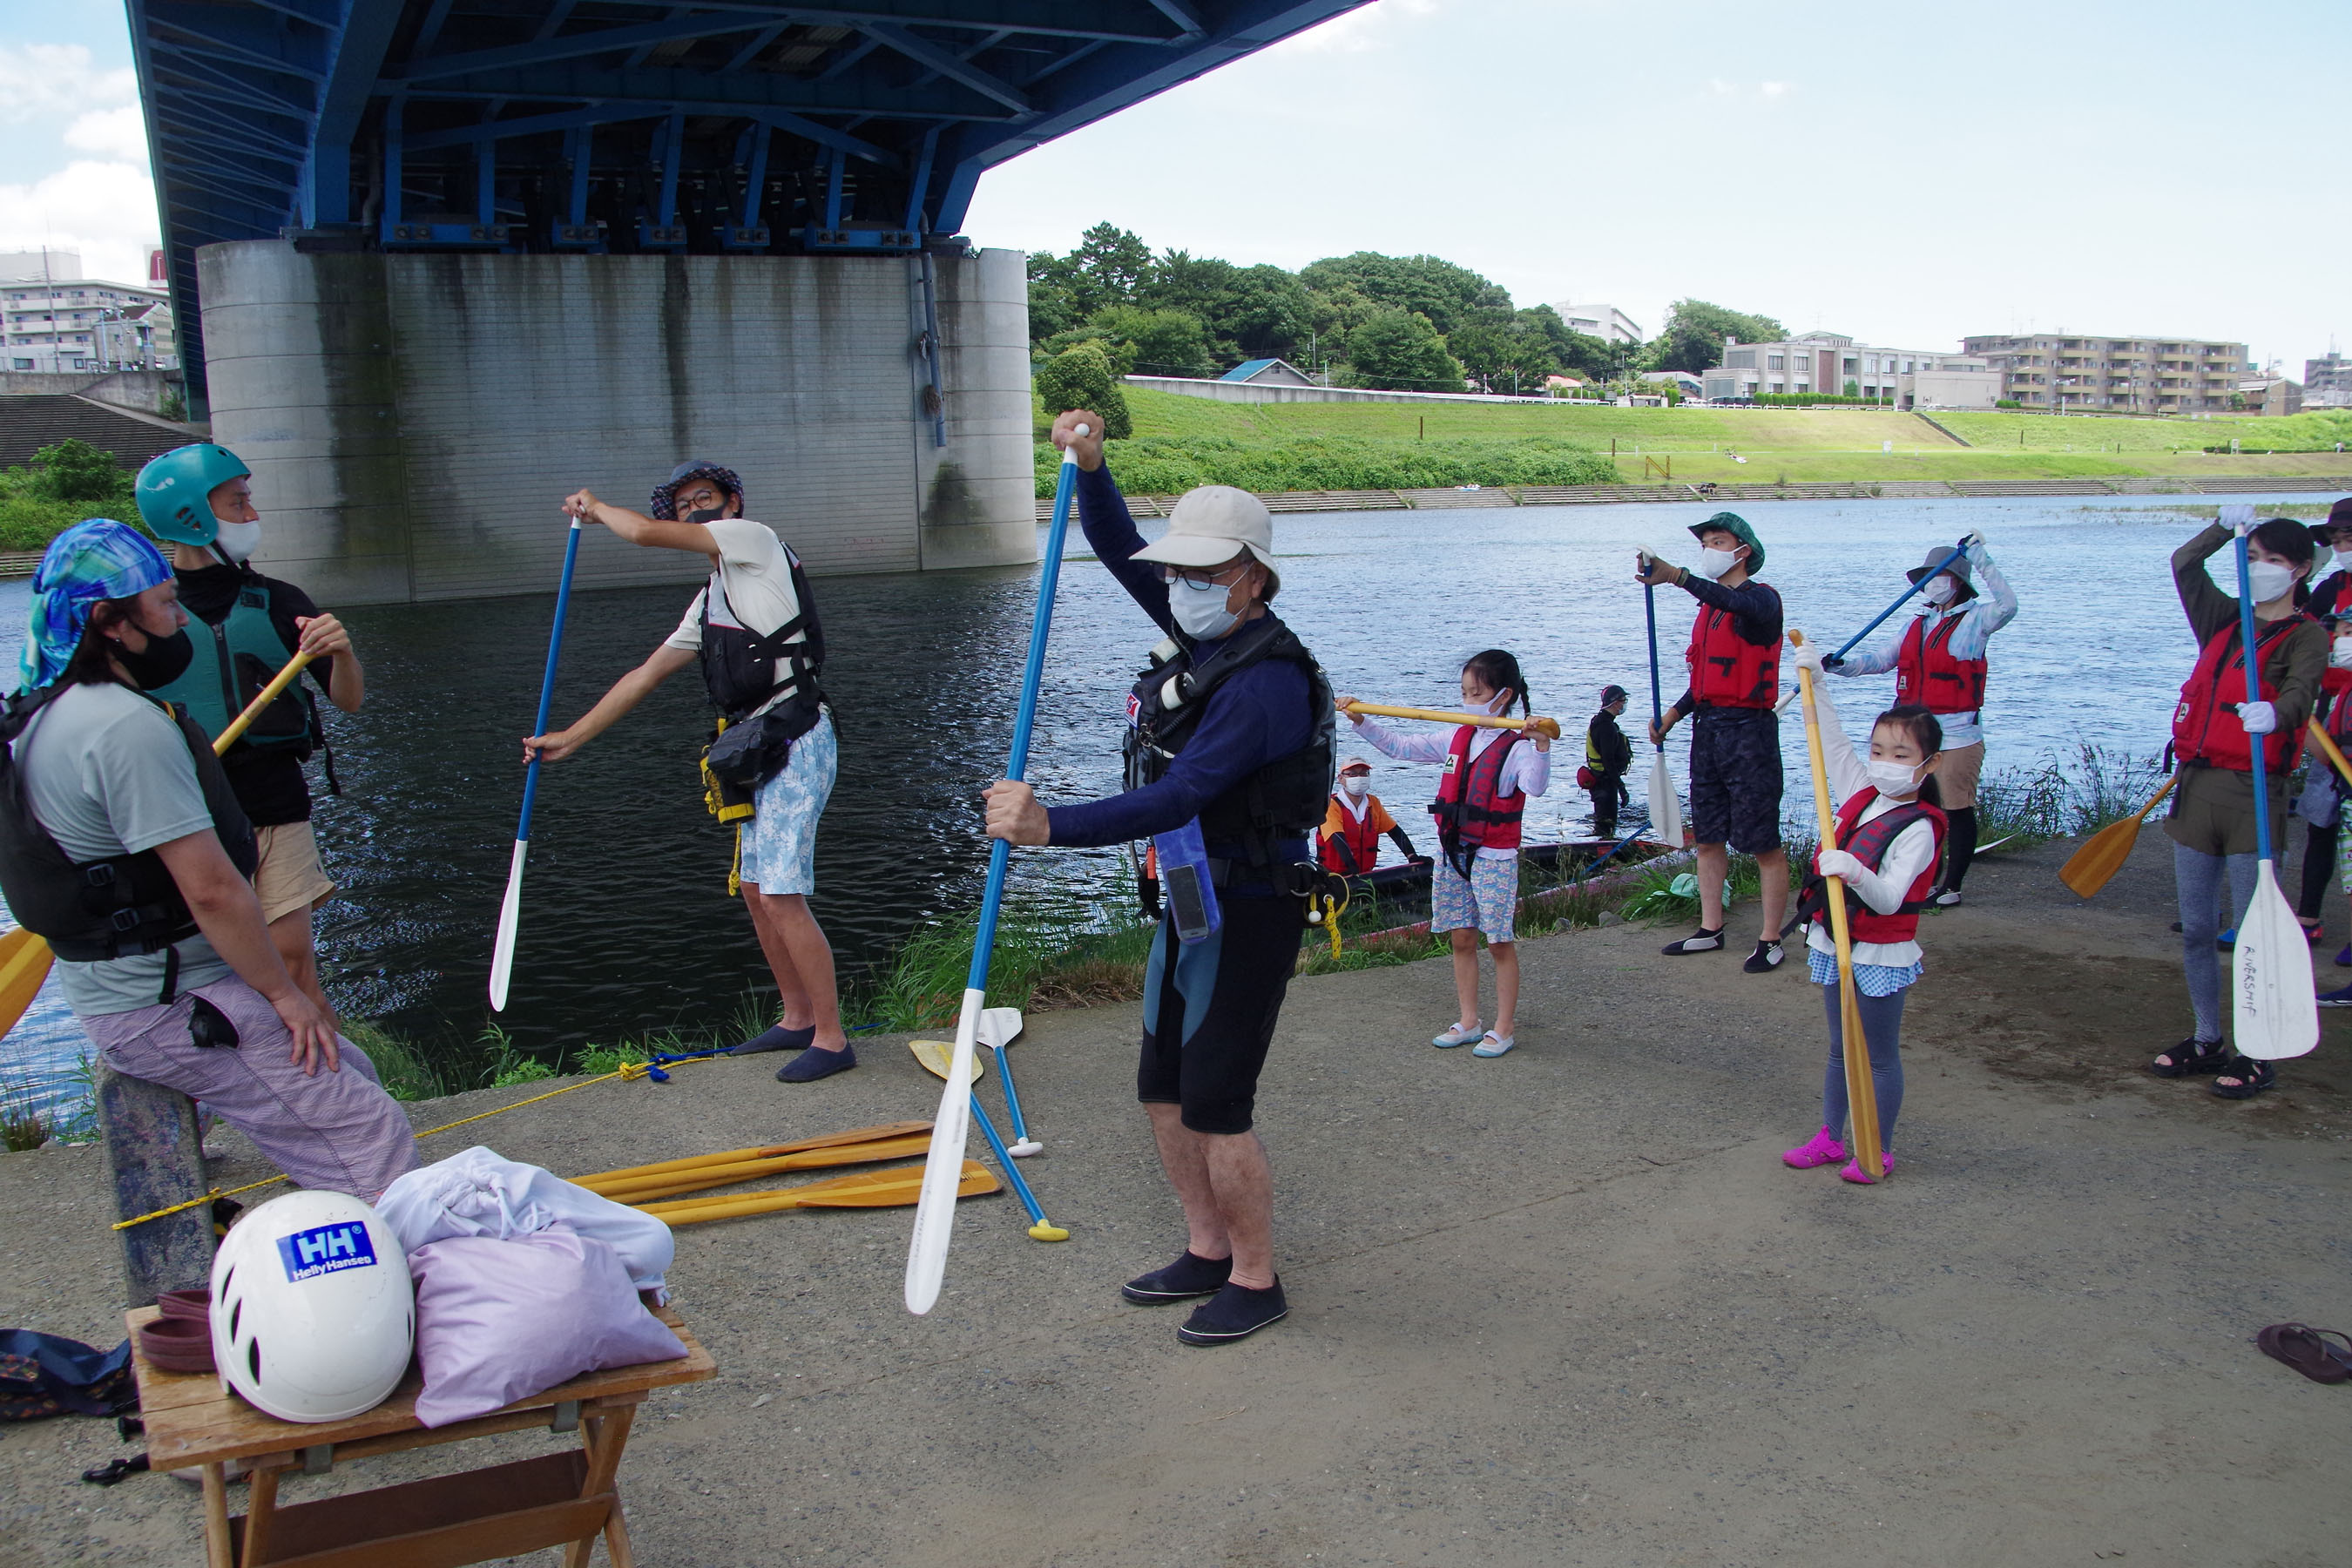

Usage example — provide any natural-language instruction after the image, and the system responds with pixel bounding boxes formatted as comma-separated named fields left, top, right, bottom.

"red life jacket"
left=1800, top=787, right=1947, bottom=945
left=1430, top=726, right=1524, bottom=875
left=1686, top=598, right=1780, bottom=708
left=1895, top=614, right=1988, bottom=714
left=1320, top=794, right=1382, bottom=875
left=2172, top=616, right=2308, bottom=773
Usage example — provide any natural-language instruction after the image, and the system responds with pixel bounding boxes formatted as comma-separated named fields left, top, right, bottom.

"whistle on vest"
left=1141, top=638, right=1195, bottom=716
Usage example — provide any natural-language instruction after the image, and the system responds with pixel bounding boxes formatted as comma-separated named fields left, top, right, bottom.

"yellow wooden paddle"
left=2308, top=720, right=2352, bottom=790
left=2058, top=774, right=2179, bottom=899
left=571, top=1119, right=933, bottom=1188
left=639, top=1159, right=999, bottom=1226
left=910, top=1037, right=985, bottom=1084
left=579, top=1132, right=935, bottom=1203
left=1792, top=631, right=1883, bottom=1181
left=0, top=650, right=317, bottom=1040
left=1340, top=700, right=1563, bottom=740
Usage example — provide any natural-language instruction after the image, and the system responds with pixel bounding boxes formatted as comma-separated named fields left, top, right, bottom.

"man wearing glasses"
left=983, top=409, right=1334, bottom=1346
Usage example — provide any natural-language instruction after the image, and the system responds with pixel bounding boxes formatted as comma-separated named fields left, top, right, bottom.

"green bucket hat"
left=1688, top=510, right=1764, bottom=575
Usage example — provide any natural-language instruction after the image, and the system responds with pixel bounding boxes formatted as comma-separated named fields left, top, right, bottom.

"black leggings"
left=1942, top=807, right=1978, bottom=891
left=2301, top=821, right=2340, bottom=922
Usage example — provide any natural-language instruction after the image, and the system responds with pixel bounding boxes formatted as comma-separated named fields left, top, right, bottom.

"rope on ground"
left=108, top=1050, right=731, bottom=1232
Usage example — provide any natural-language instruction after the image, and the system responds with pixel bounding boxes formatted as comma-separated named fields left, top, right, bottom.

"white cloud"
left=1707, top=78, right=1798, bottom=101
left=64, top=105, right=150, bottom=166
left=0, top=160, right=159, bottom=284
left=1281, top=0, right=1442, bottom=54
left=1760, top=80, right=1793, bottom=98
left=0, top=44, right=136, bottom=125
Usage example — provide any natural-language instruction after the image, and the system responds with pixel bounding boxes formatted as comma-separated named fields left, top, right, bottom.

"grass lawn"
left=1033, top=389, right=2352, bottom=495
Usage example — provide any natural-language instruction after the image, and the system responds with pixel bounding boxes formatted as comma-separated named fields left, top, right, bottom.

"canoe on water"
left=1343, top=838, right=1673, bottom=902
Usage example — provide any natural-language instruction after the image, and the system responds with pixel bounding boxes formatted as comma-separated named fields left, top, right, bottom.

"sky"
left=5, top=0, right=2343, bottom=368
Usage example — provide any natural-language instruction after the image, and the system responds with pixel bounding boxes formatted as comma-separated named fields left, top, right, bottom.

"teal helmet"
left=135, top=443, right=251, bottom=546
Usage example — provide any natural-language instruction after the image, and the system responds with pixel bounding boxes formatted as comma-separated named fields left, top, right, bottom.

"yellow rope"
left=108, top=1053, right=728, bottom=1231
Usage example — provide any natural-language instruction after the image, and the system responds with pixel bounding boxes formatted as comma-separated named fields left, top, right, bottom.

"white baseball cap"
left=1131, top=485, right=1277, bottom=571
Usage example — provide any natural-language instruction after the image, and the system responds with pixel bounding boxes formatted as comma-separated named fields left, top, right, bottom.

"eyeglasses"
left=1157, top=558, right=1252, bottom=588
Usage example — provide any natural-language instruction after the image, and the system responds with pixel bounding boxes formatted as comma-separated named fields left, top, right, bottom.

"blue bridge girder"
left=125, top=0, right=1374, bottom=402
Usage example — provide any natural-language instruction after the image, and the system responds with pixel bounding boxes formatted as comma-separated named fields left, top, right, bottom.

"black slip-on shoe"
left=730, top=1023, right=814, bottom=1055
left=1661, top=926, right=1724, bottom=956
left=1177, top=1279, right=1288, bottom=1346
left=775, top=1044, right=856, bottom=1083
left=1121, top=1251, right=1233, bottom=1304
left=1742, top=939, right=1785, bottom=974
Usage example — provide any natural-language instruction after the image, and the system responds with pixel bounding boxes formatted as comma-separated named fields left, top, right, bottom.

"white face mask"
left=1168, top=574, right=1241, bottom=641
left=2335, top=545, right=2352, bottom=564
left=1484, top=690, right=1514, bottom=716
left=1696, top=546, right=1744, bottom=580
left=1342, top=774, right=1369, bottom=798
left=213, top=521, right=262, bottom=564
left=1867, top=757, right=1924, bottom=797
left=2246, top=560, right=2296, bottom=605
left=1919, top=576, right=1956, bottom=606
left=2332, top=635, right=2352, bottom=672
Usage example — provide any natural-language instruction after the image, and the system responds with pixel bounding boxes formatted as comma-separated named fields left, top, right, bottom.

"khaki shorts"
left=253, top=821, right=336, bottom=924
left=2163, top=765, right=2286, bottom=859
left=1936, top=740, right=1984, bottom=811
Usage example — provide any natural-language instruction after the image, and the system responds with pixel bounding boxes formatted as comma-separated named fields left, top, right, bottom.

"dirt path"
left=3, top=824, right=2347, bottom=1566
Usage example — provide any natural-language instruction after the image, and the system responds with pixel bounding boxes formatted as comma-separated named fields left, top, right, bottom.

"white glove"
left=1790, top=640, right=1826, bottom=674
left=2221, top=504, right=2255, bottom=536
left=2238, top=700, right=2277, bottom=736
left=1817, top=848, right=1866, bottom=882
left=1961, top=531, right=1985, bottom=552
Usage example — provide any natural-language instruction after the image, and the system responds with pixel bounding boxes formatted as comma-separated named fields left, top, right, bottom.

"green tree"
left=1450, top=316, right=1562, bottom=395
left=1300, top=252, right=1511, bottom=336
left=1644, top=299, right=1789, bottom=374
left=1033, top=342, right=1132, bottom=439
left=28, top=439, right=128, bottom=503
left=1066, top=221, right=1153, bottom=315
left=1342, top=310, right=1462, bottom=391
left=1085, top=305, right=1215, bottom=378
left=1517, top=306, right=1613, bottom=382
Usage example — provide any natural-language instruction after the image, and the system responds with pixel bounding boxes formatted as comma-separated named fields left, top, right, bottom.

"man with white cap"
left=985, top=409, right=1334, bottom=1347
left=1825, top=531, right=2016, bottom=905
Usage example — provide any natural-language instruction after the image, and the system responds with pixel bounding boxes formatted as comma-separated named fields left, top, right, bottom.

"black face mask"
left=112, top=626, right=194, bottom=690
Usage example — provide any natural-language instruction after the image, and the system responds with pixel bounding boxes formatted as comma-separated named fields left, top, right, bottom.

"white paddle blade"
left=2234, top=864, right=2319, bottom=1060
left=1647, top=752, right=1684, bottom=848
left=976, top=1007, right=1024, bottom=1051
left=905, top=987, right=987, bottom=1314
left=488, top=839, right=528, bottom=1011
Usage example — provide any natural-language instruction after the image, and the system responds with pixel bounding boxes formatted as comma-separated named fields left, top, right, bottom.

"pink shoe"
left=1781, top=1127, right=1847, bottom=1168
left=1840, top=1150, right=1896, bottom=1185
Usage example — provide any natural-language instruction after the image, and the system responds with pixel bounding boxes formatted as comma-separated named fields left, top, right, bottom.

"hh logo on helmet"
left=275, top=1221, right=379, bottom=1282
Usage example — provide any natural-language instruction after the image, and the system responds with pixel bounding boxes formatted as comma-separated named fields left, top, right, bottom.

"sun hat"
left=1904, top=544, right=1977, bottom=602
left=20, top=517, right=172, bottom=691
left=1687, top=510, right=1764, bottom=575
left=1339, top=758, right=1373, bottom=774
left=1131, top=485, right=1276, bottom=572
left=650, top=459, right=746, bottom=520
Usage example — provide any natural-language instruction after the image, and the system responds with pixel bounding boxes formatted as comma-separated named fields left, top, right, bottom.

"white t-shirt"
left=662, top=517, right=810, bottom=715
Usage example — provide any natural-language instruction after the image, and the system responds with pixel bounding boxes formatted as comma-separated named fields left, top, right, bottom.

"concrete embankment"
left=1036, top=472, right=2352, bottom=521
left=4, top=825, right=2349, bottom=1565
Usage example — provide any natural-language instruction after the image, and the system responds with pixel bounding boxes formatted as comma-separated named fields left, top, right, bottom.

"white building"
left=1549, top=301, right=1643, bottom=345
left=1700, top=332, right=1996, bottom=409
left=2, top=250, right=178, bottom=372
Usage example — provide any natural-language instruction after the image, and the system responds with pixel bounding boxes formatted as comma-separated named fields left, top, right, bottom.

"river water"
left=3, top=488, right=2342, bottom=1107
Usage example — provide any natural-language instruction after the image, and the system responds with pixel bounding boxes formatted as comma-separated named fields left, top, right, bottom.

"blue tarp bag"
left=0, top=1329, right=134, bottom=1420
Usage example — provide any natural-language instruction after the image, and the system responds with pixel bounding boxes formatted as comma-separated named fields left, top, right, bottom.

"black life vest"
left=0, top=683, right=258, bottom=998
left=1123, top=612, right=1335, bottom=872
left=699, top=549, right=827, bottom=728
left=1796, top=790, right=1947, bottom=944
left=1430, top=726, right=1524, bottom=877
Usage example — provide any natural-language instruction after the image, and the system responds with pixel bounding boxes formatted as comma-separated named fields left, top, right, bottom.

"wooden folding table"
left=129, top=1303, right=714, bottom=1568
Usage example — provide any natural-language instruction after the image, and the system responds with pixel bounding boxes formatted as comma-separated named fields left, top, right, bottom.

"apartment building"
left=1, top=251, right=178, bottom=373
left=2307, top=352, right=2349, bottom=409
left=1549, top=302, right=1644, bottom=345
left=1960, top=332, right=2247, bottom=412
left=1700, top=332, right=1997, bottom=409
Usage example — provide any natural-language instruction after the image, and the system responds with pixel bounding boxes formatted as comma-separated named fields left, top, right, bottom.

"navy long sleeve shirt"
left=1044, top=463, right=1313, bottom=872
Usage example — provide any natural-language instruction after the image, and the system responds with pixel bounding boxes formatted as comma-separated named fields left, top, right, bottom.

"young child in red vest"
left=1318, top=760, right=1423, bottom=875
left=1341, top=650, right=1551, bottom=1058
left=1784, top=639, right=1949, bottom=1184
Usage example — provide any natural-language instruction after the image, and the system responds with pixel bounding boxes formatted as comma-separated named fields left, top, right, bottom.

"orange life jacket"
left=1686, top=598, right=1780, bottom=708
left=1895, top=614, right=1988, bottom=714
left=1320, top=795, right=1383, bottom=875
left=2172, top=617, right=2306, bottom=774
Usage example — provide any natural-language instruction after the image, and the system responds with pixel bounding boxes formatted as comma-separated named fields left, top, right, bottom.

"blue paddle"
left=1829, top=537, right=1970, bottom=666
left=490, top=516, right=583, bottom=1011
left=2227, top=511, right=2317, bottom=1060
left=1640, top=571, right=1684, bottom=847
left=907, top=422, right=1089, bottom=1312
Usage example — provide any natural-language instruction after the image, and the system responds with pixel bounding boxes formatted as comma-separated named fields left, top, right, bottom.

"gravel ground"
left=3, top=823, right=2348, bottom=1567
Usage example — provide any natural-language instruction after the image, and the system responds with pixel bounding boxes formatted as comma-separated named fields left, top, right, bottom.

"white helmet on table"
left=208, top=1190, right=415, bottom=1423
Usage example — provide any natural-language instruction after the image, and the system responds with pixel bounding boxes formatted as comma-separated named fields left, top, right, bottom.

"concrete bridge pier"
left=197, top=242, right=1036, bottom=606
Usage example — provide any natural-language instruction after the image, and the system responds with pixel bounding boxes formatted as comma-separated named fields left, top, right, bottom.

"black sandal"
left=2149, top=1037, right=2227, bottom=1078
left=2212, top=1056, right=2277, bottom=1099
left=2257, top=1322, right=2352, bottom=1384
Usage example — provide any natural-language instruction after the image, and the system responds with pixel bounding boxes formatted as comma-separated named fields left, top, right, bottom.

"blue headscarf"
left=21, top=518, right=172, bottom=692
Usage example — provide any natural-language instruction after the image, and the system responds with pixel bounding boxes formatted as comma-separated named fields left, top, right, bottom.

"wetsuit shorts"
left=1687, top=706, right=1783, bottom=854
left=1137, top=892, right=1305, bottom=1135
